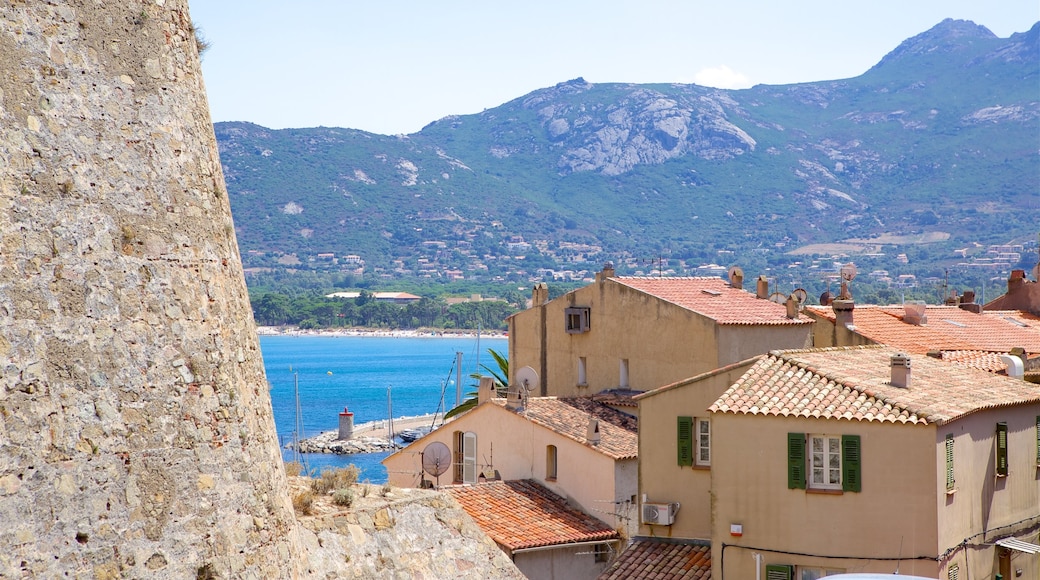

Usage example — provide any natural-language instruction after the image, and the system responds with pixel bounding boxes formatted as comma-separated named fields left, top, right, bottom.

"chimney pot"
left=586, top=418, right=601, bottom=445
left=756, top=276, right=769, bottom=299
left=890, top=353, right=911, bottom=388
left=832, top=299, right=855, bottom=328
left=477, top=376, right=496, bottom=405
left=785, top=295, right=799, bottom=319
left=531, top=283, right=549, bottom=307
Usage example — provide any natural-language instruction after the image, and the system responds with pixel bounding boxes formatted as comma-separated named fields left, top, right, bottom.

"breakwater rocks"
left=293, top=431, right=400, bottom=454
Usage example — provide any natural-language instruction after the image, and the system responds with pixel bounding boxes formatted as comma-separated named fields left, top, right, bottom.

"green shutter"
left=788, top=433, right=806, bottom=489
left=842, top=434, right=862, bottom=492
left=765, top=564, right=794, bottom=580
left=945, top=434, right=955, bottom=491
left=677, top=416, right=693, bottom=466
left=995, top=422, right=1008, bottom=476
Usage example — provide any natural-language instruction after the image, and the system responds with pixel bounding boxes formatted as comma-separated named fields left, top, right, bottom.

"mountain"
left=215, top=19, right=1039, bottom=283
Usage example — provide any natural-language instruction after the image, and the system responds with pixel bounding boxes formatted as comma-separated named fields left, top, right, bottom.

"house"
left=985, top=269, right=1040, bottom=316
left=382, top=389, right=639, bottom=538
left=324, top=291, right=422, bottom=304
left=707, top=346, right=1040, bottom=580
left=443, top=479, right=621, bottom=580
left=507, top=264, right=814, bottom=401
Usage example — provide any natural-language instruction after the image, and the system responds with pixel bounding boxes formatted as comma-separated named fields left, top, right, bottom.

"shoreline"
left=257, top=326, right=506, bottom=339
left=290, top=413, right=451, bottom=455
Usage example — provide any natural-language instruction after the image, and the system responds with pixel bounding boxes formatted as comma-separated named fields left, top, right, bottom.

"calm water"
left=259, top=334, right=507, bottom=482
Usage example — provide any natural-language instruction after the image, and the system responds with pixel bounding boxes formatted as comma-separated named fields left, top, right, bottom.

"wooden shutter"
left=945, top=434, right=955, bottom=491
left=842, top=434, right=862, bottom=492
left=765, top=564, right=793, bottom=580
left=463, top=432, right=477, bottom=484
left=788, top=433, right=806, bottom=489
left=995, top=422, right=1008, bottom=476
left=677, top=416, right=693, bottom=466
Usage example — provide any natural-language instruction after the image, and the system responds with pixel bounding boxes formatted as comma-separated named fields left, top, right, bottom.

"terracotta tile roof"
left=490, top=397, right=639, bottom=459
left=590, top=388, right=644, bottom=408
left=443, top=480, right=619, bottom=551
left=613, top=277, right=813, bottom=326
left=805, top=305, right=1040, bottom=354
left=938, top=350, right=1013, bottom=373
left=598, top=538, right=711, bottom=580
left=560, top=396, right=639, bottom=431
left=709, top=346, right=1040, bottom=425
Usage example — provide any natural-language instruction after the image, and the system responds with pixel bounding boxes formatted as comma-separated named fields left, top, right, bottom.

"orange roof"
left=443, top=480, right=619, bottom=551
left=490, top=397, right=638, bottom=460
left=939, top=350, right=1014, bottom=373
left=599, top=538, right=711, bottom=580
left=805, top=305, right=1040, bottom=354
left=710, top=346, right=1040, bottom=425
left=614, top=277, right=813, bottom=326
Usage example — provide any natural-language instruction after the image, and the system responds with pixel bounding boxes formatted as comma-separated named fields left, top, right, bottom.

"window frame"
left=695, top=418, right=711, bottom=466
left=995, top=422, right=1008, bottom=477
left=788, top=432, right=861, bottom=492
left=945, top=433, right=955, bottom=492
left=565, top=306, right=591, bottom=334
left=546, top=444, right=558, bottom=481
left=797, top=567, right=844, bottom=579
left=809, top=434, right=843, bottom=490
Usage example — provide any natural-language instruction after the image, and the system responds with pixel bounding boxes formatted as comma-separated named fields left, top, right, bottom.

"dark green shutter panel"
left=765, top=564, right=794, bottom=580
left=995, top=422, right=1008, bottom=476
left=677, top=416, right=693, bottom=466
left=945, top=434, right=955, bottom=491
left=842, top=434, right=862, bottom=492
left=787, top=433, right=806, bottom=489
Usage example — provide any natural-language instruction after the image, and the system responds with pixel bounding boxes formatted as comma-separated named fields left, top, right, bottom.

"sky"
left=189, top=0, right=1039, bottom=136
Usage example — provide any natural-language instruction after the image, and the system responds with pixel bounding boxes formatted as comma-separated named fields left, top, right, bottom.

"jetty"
left=290, top=413, right=449, bottom=455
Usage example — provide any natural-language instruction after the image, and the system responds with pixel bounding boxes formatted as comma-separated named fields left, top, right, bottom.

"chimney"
left=730, top=268, right=744, bottom=289
left=1000, top=354, right=1025, bottom=379
left=832, top=299, right=854, bottom=328
left=756, top=275, right=769, bottom=299
left=903, top=301, right=927, bottom=325
left=785, top=295, right=799, bottom=319
left=596, top=262, right=615, bottom=284
left=586, top=418, right=601, bottom=445
left=477, top=376, right=496, bottom=405
left=890, top=353, right=911, bottom=388
left=531, top=282, right=549, bottom=307
left=1009, top=269, right=1026, bottom=293
left=337, top=407, right=355, bottom=440
left=958, top=290, right=981, bottom=313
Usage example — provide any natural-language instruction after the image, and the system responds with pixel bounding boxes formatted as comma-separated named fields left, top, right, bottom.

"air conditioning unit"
left=641, top=502, right=678, bottom=525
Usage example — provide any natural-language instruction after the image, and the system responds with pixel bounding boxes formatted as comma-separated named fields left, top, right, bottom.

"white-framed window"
left=565, top=307, right=591, bottom=333
left=695, top=418, right=711, bottom=466
left=810, top=435, right=842, bottom=489
left=798, top=567, right=843, bottom=580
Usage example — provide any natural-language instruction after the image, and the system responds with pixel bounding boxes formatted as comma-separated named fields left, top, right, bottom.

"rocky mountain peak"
left=872, top=18, right=997, bottom=70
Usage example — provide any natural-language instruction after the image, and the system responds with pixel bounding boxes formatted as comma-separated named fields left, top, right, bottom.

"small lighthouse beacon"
left=338, top=407, right=355, bottom=440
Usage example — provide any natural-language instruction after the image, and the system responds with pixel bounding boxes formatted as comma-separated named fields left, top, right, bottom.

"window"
left=619, top=359, right=629, bottom=388
left=945, top=433, right=955, bottom=491
left=565, top=307, right=590, bottom=334
left=577, top=357, right=587, bottom=386
left=798, top=568, right=843, bottom=579
left=696, top=418, right=711, bottom=466
left=677, top=416, right=693, bottom=466
left=810, top=435, right=842, bottom=489
left=788, top=433, right=861, bottom=492
left=546, top=445, right=558, bottom=480
left=995, top=422, right=1008, bottom=477
left=453, top=431, right=464, bottom=483
left=594, top=543, right=610, bottom=563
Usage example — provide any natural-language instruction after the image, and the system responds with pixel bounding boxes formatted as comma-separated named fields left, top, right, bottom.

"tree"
left=445, top=349, right=508, bottom=419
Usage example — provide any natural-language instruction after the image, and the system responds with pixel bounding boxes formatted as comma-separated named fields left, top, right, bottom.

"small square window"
left=565, top=307, right=590, bottom=334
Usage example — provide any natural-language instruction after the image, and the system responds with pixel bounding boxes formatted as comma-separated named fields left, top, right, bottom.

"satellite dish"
left=840, top=262, right=857, bottom=282
left=515, top=366, right=539, bottom=393
left=791, top=288, right=808, bottom=305
left=768, top=292, right=786, bottom=304
left=727, top=265, right=744, bottom=284
left=421, top=441, right=452, bottom=487
left=820, top=291, right=833, bottom=306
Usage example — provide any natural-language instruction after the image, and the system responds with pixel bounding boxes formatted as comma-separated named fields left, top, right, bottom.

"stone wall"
left=0, top=1, right=305, bottom=577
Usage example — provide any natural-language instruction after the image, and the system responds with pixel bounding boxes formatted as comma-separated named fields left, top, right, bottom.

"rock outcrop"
left=0, top=2, right=305, bottom=577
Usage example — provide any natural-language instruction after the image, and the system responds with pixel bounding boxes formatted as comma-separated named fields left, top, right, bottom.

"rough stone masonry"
left=0, top=1, right=307, bottom=577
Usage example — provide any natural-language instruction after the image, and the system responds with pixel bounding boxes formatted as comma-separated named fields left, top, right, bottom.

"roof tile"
left=490, top=397, right=639, bottom=459
left=615, top=277, right=812, bottom=326
left=598, top=538, right=711, bottom=580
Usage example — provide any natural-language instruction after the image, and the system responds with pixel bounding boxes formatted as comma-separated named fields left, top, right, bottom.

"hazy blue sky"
left=189, top=0, right=1038, bottom=135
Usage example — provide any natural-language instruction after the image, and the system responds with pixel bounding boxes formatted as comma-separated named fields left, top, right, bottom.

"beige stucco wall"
left=383, top=403, right=632, bottom=532
left=514, top=542, right=617, bottom=580
left=636, top=360, right=758, bottom=540
left=509, top=278, right=811, bottom=399
left=937, top=405, right=1040, bottom=580
left=710, top=414, right=941, bottom=579
left=805, top=308, right=875, bottom=349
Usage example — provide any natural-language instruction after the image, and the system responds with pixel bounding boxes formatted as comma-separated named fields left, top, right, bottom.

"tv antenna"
left=508, top=366, right=539, bottom=410
left=421, top=441, right=452, bottom=488
left=768, top=292, right=786, bottom=305
left=838, top=262, right=857, bottom=300
left=791, top=288, right=808, bottom=306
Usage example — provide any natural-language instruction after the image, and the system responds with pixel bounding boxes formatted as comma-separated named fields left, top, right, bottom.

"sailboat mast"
left=455, top=351, right=463, bottom=406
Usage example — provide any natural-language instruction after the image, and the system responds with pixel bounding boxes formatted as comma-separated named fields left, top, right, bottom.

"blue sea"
left=259, top=334, right=507, bottom=483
